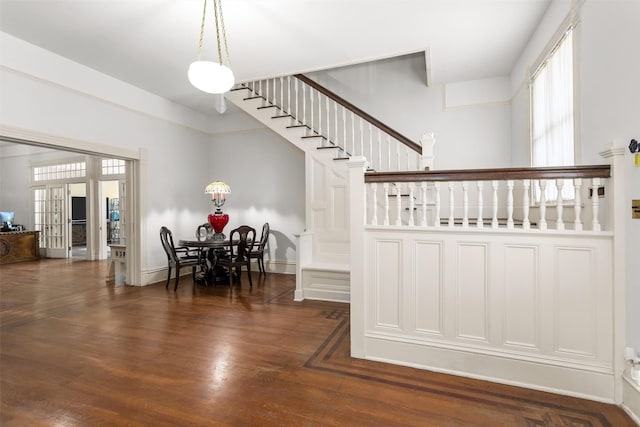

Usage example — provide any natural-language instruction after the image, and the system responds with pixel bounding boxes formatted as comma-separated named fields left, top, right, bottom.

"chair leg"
left=247, top=262, right=253, bottom=287
left=260, top=255, right=266, bottom=275
left=166, top=265, right=172, bottom=288
left=174, top=265, right=180, bottom=291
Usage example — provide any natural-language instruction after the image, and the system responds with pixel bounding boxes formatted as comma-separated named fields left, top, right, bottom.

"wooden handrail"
left=365, top=165, right=611, bottom=183
left=294, top=74, right=422, bottom=155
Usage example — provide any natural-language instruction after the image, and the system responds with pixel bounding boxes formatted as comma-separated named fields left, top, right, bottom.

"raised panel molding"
left=375, top=239, right=401, bottom=329
left=554, top=246, right=597, bottom=357
left=414, top=241, right=443, bottom=335
left=503, top=244, right=539, bottom=350
left=456, top=242, right=488, bottom=342
left=331, top=184, right=348, bottom=231
left=361, top=229, right=614, bottom=401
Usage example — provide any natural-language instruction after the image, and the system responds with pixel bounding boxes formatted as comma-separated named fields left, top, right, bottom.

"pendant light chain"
left=218, top=0, right=231, bottom=66
left=213, top=0, right=224, bottom=66
left=196, top=0, right=208, bottom=61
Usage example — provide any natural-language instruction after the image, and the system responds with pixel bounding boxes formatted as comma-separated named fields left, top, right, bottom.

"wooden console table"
left=0, top=231, right=41, bottom=264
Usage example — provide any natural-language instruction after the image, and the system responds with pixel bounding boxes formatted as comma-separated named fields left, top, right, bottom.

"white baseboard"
left=623, top=373, right=640, bottom=425
left=299, top=265, right=351, bottom=302
left=364, top=334, right=616, bottom=402
left=141, top=260, right=296, bottom=287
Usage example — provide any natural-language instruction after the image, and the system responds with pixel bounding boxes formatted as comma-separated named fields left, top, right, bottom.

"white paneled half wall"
left=363, top=227, right=613, bottom=401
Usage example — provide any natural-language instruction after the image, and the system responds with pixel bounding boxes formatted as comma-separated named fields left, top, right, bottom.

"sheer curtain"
left=532, top=30, right=575, bottom=202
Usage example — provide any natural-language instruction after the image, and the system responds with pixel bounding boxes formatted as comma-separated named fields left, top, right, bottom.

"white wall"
left=0, top=145, right=80, bottom=227
left=306, top=53, right=513, bottom=170
left=206, top=128, right=305, bottom=271
left=0, top=32, right=303, bottom=280
left=509, top=0, right=640, bottom=410
left=511, top=0, right=640, bottom=352
left=577, top=1, right=640, bottom=354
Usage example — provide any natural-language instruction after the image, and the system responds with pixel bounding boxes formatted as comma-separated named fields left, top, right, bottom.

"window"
left=33, top=161, right=86, bottom=181
left=531, top=28, right=575, bottom=201
left=101, top=158, right=125, bottom=176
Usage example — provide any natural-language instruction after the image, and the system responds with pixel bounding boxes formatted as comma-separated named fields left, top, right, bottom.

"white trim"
left=623, top=373, right=640, bottom=425
left=0, top=125, right=143, bottom=286
left=365, top=335, right=615, bottom=403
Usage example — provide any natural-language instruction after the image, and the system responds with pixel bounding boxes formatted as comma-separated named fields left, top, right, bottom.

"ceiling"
left=0, top=0, right=550, bottom=117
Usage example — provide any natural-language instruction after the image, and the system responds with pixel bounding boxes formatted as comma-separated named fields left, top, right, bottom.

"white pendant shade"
left=188, top=61, right=235, bottom=94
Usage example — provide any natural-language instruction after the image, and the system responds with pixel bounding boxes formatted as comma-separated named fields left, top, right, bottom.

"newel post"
left=348, top=156, right=368, bottom=358
left=420, top=132, right=436, bottom=170
left=599, top=144, right=626, bottom=403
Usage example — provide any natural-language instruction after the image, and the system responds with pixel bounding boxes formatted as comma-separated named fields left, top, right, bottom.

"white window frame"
left=529, top=15, right=581, bottom=204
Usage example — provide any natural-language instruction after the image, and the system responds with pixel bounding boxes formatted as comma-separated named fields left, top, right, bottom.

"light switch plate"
left=633, top=200, right=640, bottom=219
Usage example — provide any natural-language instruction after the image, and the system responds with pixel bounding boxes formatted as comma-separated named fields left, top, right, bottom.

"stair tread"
left=230, top=87, right=250, bottom=92
left=243, top=96, right=263, bottom=100
left=286, top=124, right=308, bottom=129
left=334, top=157, right=350, bottom=161
left=317, top=145, right=343, bottom=150
left=257, top=105, right=278, bottom=110
left=301, top=135, right=325, bottom=139
left=272, top=114, right=292, bottom=119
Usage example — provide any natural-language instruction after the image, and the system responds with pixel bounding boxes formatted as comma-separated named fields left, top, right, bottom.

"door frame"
left=0, top=125, right=143, bottom=286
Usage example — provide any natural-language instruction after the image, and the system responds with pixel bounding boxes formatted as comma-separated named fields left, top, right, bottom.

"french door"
left=33, top=184, right=70, bottom=258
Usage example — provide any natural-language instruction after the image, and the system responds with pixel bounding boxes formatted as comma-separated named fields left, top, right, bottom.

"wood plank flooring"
left=0, top=259, right=634, bottom=426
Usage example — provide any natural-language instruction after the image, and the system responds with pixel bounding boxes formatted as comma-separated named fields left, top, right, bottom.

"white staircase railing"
left=364, top=165, right=612, bottom=232
left=238, top=74, right=426, bottom=172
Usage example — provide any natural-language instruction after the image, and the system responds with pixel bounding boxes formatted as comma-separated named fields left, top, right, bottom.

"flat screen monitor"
left=0, top=211, right=15, bottom=224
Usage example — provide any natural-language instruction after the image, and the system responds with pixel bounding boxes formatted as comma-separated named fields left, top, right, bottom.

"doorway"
left=70, top=182, right=87, bottom=259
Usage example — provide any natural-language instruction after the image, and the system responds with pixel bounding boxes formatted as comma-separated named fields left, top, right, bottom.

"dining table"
left=178, top=237, right=251, bottom=285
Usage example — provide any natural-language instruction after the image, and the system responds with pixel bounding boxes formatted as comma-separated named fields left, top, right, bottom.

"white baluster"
left=592, top=178, right=601, bottom=231
left=539, top=180, right=547, bottom=230
left=369, top=124, right=373, bottom=170
left=371, top=183, right=378, bottom=226
left=359, top=119, right=364, bottom=157
left=434, top=182, right=441, bottom=228
left=351, top=112, right=356, bottom=156
left=379, top=130, right=384, bottom=172
left=574, top=178, right=583, bottom=231
left=334, top=102, right=339, bottom=148
left=294, top=79, right=299, bottom=121
left=259, top=80, right=263, bottom=101
left=383, top=182, right=390, bottom=226
left=448, top=182, right=455, bottom=227
left=279, top=76, right=284, bottom=110
left=301, top=84, right=306, bottom=127
left=556, top=179, right=564, bottom=230
left=491, top=180, right=499, bottom=229
left=265, top=79, right=270, bottom=105
left=476, top=181, right=484, bottom=228
left=420, top=182, right=428, bottom=227
left=325, top=97, right=330, bottom=146
left=507, top=180, right=514, bottom=229
left=342, top=108, right=347, bottom=153
left=386, top=132, right=391, bottom=172
left=286, top=76, right=291, bottom=114
left=462, top=181, right=469, bottom=228
left=408, top=183, right=415, bottom=226
left=317, top=94, right=322, bottom=135
left=395, top=183, right=402, bottom=226
left=309, top=89, right=314, bottom=133
left=522, top=179, right=530, bottom=229
left=394, top=137, right=399, bottom=171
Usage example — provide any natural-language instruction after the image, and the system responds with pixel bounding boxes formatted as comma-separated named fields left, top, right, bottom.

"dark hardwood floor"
left=0, top=259, right=634, bottom=426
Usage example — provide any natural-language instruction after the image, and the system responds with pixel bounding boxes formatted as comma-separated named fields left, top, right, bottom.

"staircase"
left=225, top=75, right=434, bottom=302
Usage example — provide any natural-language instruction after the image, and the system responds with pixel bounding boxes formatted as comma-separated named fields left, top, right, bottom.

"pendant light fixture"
left=188, top=0, right=235, bottom=94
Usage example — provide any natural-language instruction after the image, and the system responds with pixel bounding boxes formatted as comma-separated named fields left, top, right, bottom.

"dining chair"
left=248, top=222, right=269, bottom=275
left=216, top=225, right=256, bottom=288
left=159, top=226, right=201, bottom=291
